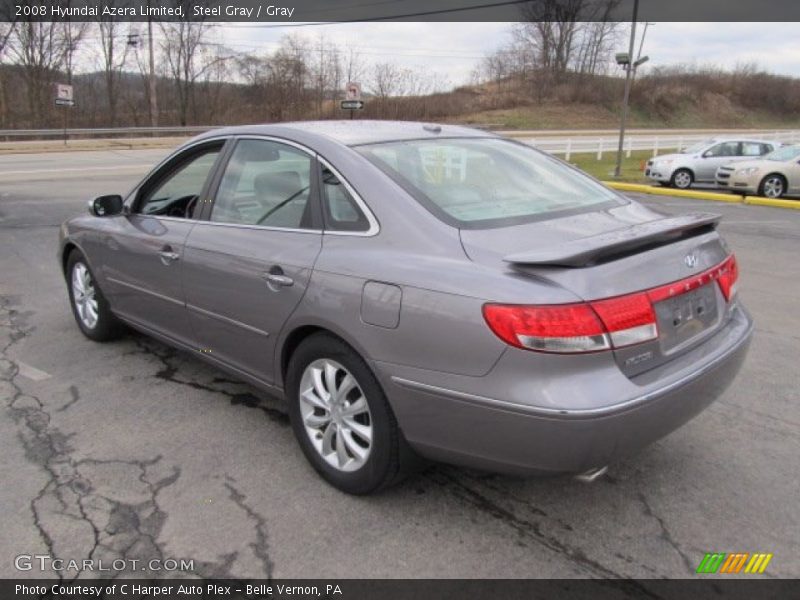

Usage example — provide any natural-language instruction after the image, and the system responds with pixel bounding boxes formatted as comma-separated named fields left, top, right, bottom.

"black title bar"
left=3, top=0, right=800, bottom=22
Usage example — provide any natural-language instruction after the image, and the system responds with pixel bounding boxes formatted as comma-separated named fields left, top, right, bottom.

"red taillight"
left=589, top=293, right=658, bottom=349
left=483, top=253, right=738, bottom=354
left=482, top=303, right=610, bottom=353
left=716, top=254, right=739, bottom=301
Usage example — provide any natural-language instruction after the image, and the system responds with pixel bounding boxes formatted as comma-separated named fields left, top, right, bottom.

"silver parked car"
left=645, top=138, right=777, bottom=189
left=715, top=144, right=800, bottom=198
left=59, top=122, right=752, bottom=494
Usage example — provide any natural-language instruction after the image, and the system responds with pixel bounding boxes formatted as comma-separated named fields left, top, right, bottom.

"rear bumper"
left=377, top=306, right=753, bottom=475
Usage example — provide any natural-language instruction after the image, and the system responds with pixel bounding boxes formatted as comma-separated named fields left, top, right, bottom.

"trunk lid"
left=460, top=203, right=735, bottom=376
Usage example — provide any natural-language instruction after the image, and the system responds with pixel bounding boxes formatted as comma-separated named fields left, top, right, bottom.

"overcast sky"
left=212, top=21, right=800, bottom=89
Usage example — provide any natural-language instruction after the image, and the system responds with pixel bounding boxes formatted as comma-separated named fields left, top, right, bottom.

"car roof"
left=197, top=120, right=497, bottom=147
left=708, top=137, right=778, bottom=144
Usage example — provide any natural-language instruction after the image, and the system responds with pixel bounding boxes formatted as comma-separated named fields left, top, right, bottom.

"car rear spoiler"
left=503, top=213, right=721, bottom=268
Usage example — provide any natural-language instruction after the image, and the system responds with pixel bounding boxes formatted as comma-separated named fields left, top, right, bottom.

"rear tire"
left=670, top=169, right=693, bottom=189
left=758, top=174, right=786, bottom=199
left=286, top=333, right=414, bottom=494
left=66, top=251, right=126, bottom=342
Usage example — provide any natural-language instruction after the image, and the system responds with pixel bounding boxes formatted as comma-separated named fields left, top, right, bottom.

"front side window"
left=705, top=142, right=740, bottom=157
left=356, top=138, right=621, bottom=228
left=137, top=146, right=221, bottom=218
left=211, top=139, right=314, bottom=229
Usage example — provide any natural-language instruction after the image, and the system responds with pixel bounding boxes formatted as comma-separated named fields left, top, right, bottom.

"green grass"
left=567, top=150, right=654, bottom=183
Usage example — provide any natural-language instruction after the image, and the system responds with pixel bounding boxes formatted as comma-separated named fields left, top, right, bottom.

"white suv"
left=644, top=139, right=777, bottom=189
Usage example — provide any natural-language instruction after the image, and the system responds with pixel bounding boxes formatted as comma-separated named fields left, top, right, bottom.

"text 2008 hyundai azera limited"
left=59, top=122, right=752, bottom=494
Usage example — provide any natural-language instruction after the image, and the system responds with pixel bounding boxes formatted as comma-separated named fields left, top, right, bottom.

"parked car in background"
left=59, top=121, right=752, bottom=494
left=645, top=138, right=778, bottom=189
left=715, top=144, right=800, bottom=198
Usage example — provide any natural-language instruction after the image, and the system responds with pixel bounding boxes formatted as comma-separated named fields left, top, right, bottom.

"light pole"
left=614, top=0, right=640, bottom=178
left=147, top=4, right=158, bottom=128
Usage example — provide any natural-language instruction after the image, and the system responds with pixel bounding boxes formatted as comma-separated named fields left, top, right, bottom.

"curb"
left=602, top=182, right=742, bottom=203
left=742, top=196, right=800, bottom=210
left=603, top=181, right=800, bottom=210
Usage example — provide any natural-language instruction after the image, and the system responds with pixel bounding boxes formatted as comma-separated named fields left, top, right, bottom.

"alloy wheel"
left=72, top=263, right=99, bottom=329
left=298, top=358, right=373, bottom=472
left=673, top=170, right=692, bottom=189
left=763, top=176, right=784, bottom=198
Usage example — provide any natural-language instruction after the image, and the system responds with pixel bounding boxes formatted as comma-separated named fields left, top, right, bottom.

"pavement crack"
left=427, top=469, right=662, bottom=595
left=224, top=477, right=274, bottom=579
left=56, top=385, right=80, bottom=412
left=1, top=297, right=231, bottom=580
left=636, top=491, right=695, bottom=575
left=131, top=336, right=289, bottom=426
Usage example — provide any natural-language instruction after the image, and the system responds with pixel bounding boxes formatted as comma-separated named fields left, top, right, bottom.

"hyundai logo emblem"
left=684, top=253, right=699, bottom=268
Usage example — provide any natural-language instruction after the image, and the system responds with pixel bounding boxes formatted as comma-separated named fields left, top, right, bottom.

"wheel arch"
left=671, top=166, right=694, bottom=182
left=61, top=241, right=80, bottom=279
left=277, top=320, right=374, bottom=389
left=761, top=172, right=787, bottom=186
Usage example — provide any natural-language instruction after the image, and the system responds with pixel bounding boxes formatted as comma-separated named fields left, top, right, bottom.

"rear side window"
left=356, top=138, right=621, bottom=228
left=320, top=164, right=370, bottom=232
left=741, top=142, right=764, bottom=157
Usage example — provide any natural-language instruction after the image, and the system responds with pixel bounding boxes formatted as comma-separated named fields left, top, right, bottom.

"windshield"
left=764, top=145, right=800, bottom=161
left=356, top=138, right=622, bottom=228
left=681, top=140, right=716, bottom=154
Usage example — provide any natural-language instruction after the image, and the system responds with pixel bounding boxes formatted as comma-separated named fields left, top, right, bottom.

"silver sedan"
left=645, top=138, right=777, bottom=189
left=716, top=144, right=800, bottom=198
left=58, top=122, right=752, bottom=493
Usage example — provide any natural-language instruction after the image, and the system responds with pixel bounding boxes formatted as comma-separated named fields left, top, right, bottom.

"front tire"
left=759, top=174, right=786, bottom=199
left=286, top=333, right=409, bottom=494
left=66, top=251, right=126, bottom=342
left=670, top=168, right=693, bottom=189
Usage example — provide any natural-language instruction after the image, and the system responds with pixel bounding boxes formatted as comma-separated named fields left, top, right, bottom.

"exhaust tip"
left=574, top=465, right=608, bottom=483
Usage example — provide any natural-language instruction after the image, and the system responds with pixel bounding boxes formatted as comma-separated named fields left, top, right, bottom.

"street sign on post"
left=343, top=83, right=363, bottom=119
left=345, top=82, right=361, bottom=101
left=341, top=100, right=364, bottom=110
left=54, top=83, right=75, bottom=145
left=55, top=83, right=74, bottom=104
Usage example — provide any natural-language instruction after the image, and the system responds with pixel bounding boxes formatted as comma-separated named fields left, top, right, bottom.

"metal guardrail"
left=0, top=126, right=215, bottom=139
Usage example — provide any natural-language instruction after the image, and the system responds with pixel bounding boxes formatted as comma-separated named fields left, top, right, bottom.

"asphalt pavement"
left=1, top=149, right=798, bottom=579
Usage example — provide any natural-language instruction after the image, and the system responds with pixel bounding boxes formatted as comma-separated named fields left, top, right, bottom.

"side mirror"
left=88, top=194, right=124, bottom=217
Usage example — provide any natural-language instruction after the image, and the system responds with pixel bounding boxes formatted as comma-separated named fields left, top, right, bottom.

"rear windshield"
left=356, top=137, right=622, bottom=228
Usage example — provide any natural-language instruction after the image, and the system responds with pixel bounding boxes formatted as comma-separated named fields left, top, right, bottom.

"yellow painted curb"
left=743, top=196, right=800, bottom=210
left=602, top=181, right=742, bottom=203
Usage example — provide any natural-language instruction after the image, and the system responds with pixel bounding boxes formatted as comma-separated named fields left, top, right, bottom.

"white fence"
left=1, top=126, right=798, bottom=160
left=519, top=130, right=800, bottom=160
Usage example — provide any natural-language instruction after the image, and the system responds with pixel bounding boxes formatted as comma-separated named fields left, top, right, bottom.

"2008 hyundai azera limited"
left=59, top=121, right=753, bottom=494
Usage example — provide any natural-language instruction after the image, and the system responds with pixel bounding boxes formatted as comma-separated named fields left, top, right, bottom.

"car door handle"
left=263, top=273, right=294, bottom=288
left=158, top=249, right=180, bottom=265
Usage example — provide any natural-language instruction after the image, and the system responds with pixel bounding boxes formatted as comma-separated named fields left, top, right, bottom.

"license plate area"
left=654, top=283, right=719, bottom=353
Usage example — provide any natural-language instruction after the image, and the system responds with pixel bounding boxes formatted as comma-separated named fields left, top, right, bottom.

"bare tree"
left=98, top=20, right=131, bottom=125
left=159, top=7, right=228, bottom=126
left=0, top=14, right=17, bottom=127
left=7, top=21, right=70, bottom=125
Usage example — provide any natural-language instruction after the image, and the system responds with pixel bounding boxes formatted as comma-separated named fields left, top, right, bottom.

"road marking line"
left=16, top=361, right=52, bottom=381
